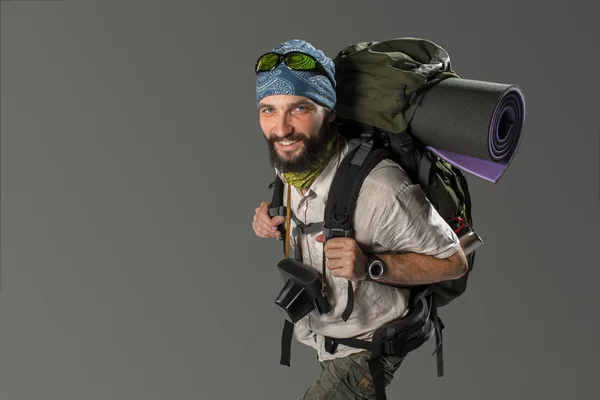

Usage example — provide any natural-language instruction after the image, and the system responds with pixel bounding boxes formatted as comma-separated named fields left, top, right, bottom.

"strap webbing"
left=369, top=339, right=386, bottom=400
left=279, top=183, right=295, bottom=367
left=280, top=319, right=294, bottom=367
left=268, top=176, right=287, bottom=249
left=418, top=151, right=434, bottom=196
left=290, top=213, right=323, bottom=261
left=430, top=295, right=445, bottom=377
left=273, top=181, right=330, bottom=369
left=324, top=140, right=392, bottom=322
left=342, top=284, right=354, bottom=321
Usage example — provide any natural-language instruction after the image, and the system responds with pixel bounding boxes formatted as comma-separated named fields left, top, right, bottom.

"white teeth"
left=280, top=140, right=297, bottom=146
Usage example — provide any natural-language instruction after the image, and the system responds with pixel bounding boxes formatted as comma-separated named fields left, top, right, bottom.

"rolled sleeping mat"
left=409, top=77, right=526, bottom=183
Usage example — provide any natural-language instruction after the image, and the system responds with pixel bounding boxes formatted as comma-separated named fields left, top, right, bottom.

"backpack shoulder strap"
left=268, top=174, right=285, bottom=215
left=324, top=137, right=391, bottom=321
left=268, top=175, right=287, bottom=250
left=324, top=139, right=391, bottom=238
left=267, top=175, right=296, bottom=367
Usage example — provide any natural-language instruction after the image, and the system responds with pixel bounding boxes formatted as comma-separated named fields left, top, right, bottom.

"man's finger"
left=271, top=216, right=286, bottom=226
left=253, top=221, right=268, bottom=239
left=324, top=250, right=343, bottom=260
left=254, top=202, right=285, bottom=238
left=253, top=216, right=280, bottom=239
left=324, top=238, right=347, bottom=250
left=256, top=207, right=275, bottom=227
left=261, top=227, right=278, bottom=239
left=326, top=258, right=345, bottom=270
left=256, top=201, right=270, bottom=216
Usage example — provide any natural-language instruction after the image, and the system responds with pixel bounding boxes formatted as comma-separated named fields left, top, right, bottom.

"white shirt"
left=277, top=134, right=461, bottom=362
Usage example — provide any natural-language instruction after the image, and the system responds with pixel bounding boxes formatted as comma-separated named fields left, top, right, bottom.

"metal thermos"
left=456, top=223, right=483, bottom=255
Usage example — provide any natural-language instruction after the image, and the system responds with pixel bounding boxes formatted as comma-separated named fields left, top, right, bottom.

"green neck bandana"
left=283, top=137, right=337, bottom=190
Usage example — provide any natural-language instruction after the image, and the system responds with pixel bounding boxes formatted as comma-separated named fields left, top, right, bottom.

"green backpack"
left=332, top=37, right=477, bottom=307
left=334, top=37, right=459, bottom=135
left=269, top=37, right=480, bottom=400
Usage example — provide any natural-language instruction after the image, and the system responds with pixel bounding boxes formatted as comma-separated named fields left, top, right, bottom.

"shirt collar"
left=309, top=134, right=351, bottom=202
left=275, top=134, right=353, bottom=202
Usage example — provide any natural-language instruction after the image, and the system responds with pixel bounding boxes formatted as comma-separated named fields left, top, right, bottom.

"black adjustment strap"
left=325, top=334, right=387, bottom=400
left=324, top=227, right=354, bottom=321
left=289, top=212, right=325, bottom=261
left=404, top=98, right=421, bottom=126
left=280, top=319, right=294, bottom=367
left=290, top=212, right=324, bottom=236
left=369, top=333, right=387, bottom=400
left=350, top=140, right=373, bottom=166
left=396, top=130, right=414, bottom=152
left=324, top=334, right=386, bottom=399
left=418, top=151, right=435, bottom=196
left=387, top=130, right=415, bottom=154
left=269, top=175, right=284, bottom=207
left=324, top=336, right=372, bottom=354
left=324, top=336, right=338, bottom=354
left=342, top=283, right=354, bottom=322
left=430, top=296, right=444, bottom=377
left=297, top=223, right=324, bottom=235
left=268, top=175, right=287, bottom=244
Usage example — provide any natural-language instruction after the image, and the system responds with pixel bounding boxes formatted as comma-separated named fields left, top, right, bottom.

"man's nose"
left=272, top=114, right=294, bottom=137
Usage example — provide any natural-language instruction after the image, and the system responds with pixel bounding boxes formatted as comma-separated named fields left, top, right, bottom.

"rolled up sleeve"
left=374, top=183, right=461, bottom=259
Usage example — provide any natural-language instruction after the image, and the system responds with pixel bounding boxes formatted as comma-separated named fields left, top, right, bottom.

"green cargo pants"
left=298, top=351, right=405, bottom=399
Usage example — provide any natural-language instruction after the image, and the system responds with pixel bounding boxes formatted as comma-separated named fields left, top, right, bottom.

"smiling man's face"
left=259, top=94, right=336, bottom=173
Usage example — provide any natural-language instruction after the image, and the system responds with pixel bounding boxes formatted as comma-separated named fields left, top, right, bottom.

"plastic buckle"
left=268, top=206, right=286, bottom=218
left=325, top=337, right=338, bottom=354
left=323, top=228, right=352, bottom=239
left=360, top=132, right=375, bottom=144
left=383, top=340, right=395, bottom=355
left=398, top=133, right=414, bottom=152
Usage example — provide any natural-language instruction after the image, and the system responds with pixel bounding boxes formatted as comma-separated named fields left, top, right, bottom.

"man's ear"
left=327, top=110, right=336, bottom=122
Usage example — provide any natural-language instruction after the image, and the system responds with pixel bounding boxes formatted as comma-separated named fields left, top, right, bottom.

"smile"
left=277, top=139, right=302, bottom=151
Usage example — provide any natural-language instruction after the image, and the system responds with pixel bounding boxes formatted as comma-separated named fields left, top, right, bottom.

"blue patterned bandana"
left=256, top=39, right=336, bottom=110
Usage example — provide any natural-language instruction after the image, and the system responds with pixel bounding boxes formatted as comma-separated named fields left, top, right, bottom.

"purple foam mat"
left=410, top=78, right=526, bottom=183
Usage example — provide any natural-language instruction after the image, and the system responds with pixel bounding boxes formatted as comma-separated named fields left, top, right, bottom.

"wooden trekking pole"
left=284, top=184, right=291, bottom=258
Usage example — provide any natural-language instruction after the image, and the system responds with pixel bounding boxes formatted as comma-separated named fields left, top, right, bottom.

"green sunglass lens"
left=257, top=53, right=280, bottom=70
left=285, top=53, right=316, bottom=70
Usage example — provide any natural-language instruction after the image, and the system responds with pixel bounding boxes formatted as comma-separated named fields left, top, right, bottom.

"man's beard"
left=266, top=124, right=335, bottom=173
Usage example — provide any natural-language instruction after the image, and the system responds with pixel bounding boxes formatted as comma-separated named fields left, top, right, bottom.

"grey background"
left=1, top=0, right=599, bottom=399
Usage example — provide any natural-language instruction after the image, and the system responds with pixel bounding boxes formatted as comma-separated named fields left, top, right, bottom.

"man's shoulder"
left=361, top=158, right=414, bottom=196
left=349, top=158, right=418, bottom=249
left=330, top=137, right=414, bottom=199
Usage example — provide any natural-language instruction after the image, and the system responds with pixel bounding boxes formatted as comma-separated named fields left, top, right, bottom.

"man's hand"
left=316, top=234, right=369, bottom=281
left=253, top=201, right=286, bottom=239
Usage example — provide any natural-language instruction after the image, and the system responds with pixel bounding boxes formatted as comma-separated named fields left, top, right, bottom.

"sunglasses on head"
left=255, top=51, right=333, bottom=85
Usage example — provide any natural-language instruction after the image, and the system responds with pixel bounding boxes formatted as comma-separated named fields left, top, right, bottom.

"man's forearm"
left=375, top=249, right=468, bottom=286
